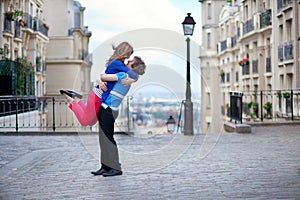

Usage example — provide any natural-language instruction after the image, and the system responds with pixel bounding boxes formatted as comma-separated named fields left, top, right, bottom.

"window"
left=42, top=81, right=45, bottom=96
left=279, top=25, right=283, bottom=42
left=30, top=3, right=33, bottom=16
left=245, top=5, right=248, bottom=19
left=207, top=33, right=211, bottom=49
left=206, top=62, right=210, bottom=79
left=36, top=81, right=39, bottom=97
left=208, top=3, right=212, bottom=19
left=226, top=73, right=230, bottom=82
left=286, top=19, right=292, bottom=41
left=74, top=1, right=81, bottom=28
left=280, top=75, right=284, bottom=89
left=287, top=74, right=293, bottom=90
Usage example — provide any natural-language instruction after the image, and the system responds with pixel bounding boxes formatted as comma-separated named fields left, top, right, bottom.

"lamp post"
left=166, top=115, right=176, bottom=133
left=182, top=13, right=196, bottom=135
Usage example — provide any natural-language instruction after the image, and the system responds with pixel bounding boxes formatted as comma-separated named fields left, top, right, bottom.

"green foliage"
left=15, top=57, right=34, bottom=95
left=246, top=101, right=258, bottom=118
left=263, top=102, right=272, bottom=111
left=282, top=92, right=290, bottom=98
left=263, top=101, right=272, bottom=118
left=5, top=10, right=23, bottom=21
left=219, top=69, right=225, bottom=75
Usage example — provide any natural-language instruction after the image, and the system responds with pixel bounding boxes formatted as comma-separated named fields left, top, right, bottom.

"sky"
left=80, top=0, right=202, bottom=99
left=81, top=0, right=201, bottom=51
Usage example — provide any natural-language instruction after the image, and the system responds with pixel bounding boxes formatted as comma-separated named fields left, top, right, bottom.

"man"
left=92, top=56, right=146, bottom=177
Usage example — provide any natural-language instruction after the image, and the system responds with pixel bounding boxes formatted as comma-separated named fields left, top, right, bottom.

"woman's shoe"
left=66, top=89, right=83, bottom=99
left=60, top=89, right=82, bottom=99
left=60, top=89, right=73, bottom=98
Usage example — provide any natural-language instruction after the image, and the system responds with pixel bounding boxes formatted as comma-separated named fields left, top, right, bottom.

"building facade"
left=200, top=0, right=300, bottom=132
left=199, top=0, right=227, bottom=133
left=43, top=0, right=92, bottom=96
left=0, top=0, right=49, bottom=96
left=0, top=0, right=91, bottom=128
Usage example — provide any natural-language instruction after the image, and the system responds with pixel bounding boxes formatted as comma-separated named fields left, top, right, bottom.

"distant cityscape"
left=116, top=90, right=201, bottom=134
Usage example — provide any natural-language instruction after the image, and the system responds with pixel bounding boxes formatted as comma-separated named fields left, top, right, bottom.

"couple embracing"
left=60, top=42, right=146, bottom=177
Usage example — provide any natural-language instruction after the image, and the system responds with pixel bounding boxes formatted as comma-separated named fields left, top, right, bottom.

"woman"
left=60, top=57, right=140, bottom=126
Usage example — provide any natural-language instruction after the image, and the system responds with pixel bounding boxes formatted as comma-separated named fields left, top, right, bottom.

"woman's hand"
left=99, top=80, right=108, bottom=91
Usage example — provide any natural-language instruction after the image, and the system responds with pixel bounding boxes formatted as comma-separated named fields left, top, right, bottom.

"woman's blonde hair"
left=106, top=42, right=134, bottom=65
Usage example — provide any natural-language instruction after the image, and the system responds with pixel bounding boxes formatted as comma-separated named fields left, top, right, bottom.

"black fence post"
left=15, top=96, right=18, bottom=132
left=52, top=97, right=56, bottom=131
left=239, top=93, right=243, bottom=124
left=260, top=90, right=263, bottom=122
left=291, top=90, right=294, bottom=121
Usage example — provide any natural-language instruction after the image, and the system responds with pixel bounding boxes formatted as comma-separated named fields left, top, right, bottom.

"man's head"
left=128, top=56, right=146, bottom=76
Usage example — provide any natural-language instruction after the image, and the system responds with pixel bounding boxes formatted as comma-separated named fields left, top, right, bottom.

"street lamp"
left=182, top=13, right=196, bottom=135
left=166, top=115, right=176, bottom=133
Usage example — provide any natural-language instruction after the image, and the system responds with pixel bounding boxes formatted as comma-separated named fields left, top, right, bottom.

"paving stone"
left=0, top=125, right=300, bottom=199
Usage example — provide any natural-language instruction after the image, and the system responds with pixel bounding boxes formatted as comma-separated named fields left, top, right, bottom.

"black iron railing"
left=243, top=18, right=254, bottom=35
left=284, top=41, right=293, bottom=60
left=3, top=16, right=12, bottom=33
left=23, top=13, right=49, bottom=37
left=228, top=89, right=300, bottom=123
left=0, top=96, right=135, bottom=132
left=0, top=96, right=93, bottom=132
left=277, top=0, right=293, bottom=12
left=260, top=9, right=272, bottom=28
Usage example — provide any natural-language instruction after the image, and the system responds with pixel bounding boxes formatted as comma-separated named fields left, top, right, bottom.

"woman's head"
left=107, top=42, right=134, bottom=64
left=130, top=56, right=146, bottom=75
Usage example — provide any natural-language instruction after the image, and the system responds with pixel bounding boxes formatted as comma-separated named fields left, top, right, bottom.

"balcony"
left=220, top=39, right=227, bottom=52
left=3, top=16, right=12, bottom=33
left=23, top=13, right=49, bottom=37
left=277, top=0, right=293, bottom=12
left=243, top=18, right=254, bottom=35
left=284, top=41, right=293, bottom=60
left=260, top=9, right=272, bottom=28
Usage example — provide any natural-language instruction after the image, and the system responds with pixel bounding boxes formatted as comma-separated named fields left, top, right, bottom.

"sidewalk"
left=0, top=125, right=300, bottom=199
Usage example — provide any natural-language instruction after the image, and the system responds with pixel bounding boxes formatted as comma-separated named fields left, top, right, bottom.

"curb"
left=0, top=131, right=134, bottom=136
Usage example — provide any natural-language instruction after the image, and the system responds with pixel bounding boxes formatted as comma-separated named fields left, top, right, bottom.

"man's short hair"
left=132, top=56, right=146, bottom=75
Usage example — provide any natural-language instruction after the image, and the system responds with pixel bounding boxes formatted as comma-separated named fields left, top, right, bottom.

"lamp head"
left=182, top=13, right=196, bottom=36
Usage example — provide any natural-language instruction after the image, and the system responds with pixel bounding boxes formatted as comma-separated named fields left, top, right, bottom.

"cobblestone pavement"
left=0, top=125, right=300, bottom=199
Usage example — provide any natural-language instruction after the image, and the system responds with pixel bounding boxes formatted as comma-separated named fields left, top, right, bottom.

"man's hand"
left=121, top=78, right=136, bottom=86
